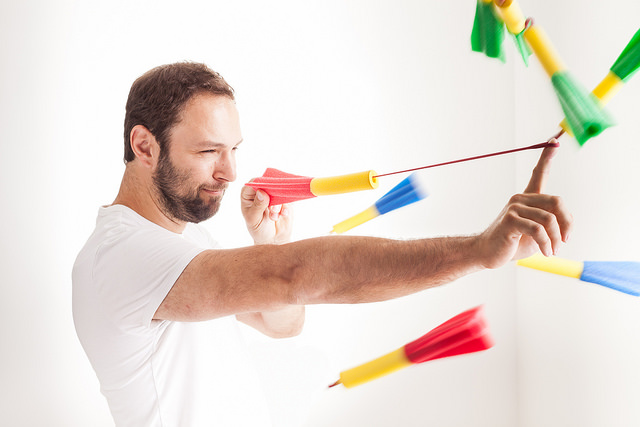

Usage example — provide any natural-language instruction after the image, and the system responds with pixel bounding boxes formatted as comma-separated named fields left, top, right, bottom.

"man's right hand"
left=476, top=139, right=573, bottom=269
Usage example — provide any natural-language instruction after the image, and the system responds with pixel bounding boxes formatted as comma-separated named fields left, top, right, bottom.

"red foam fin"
left=404, top=306, right=493, bottom=364
left=245, top=168, right=316, bottom=205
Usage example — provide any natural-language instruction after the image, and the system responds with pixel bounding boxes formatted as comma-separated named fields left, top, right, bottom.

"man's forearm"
left=289, top=235, right=484, bottom=305
left=158, top=234, right=485, bottom=322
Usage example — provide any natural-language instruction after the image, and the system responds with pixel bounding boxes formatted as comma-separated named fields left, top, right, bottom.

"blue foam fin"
left=580, top=261, right=640, bottom=296
left=374, top=173, right=428, bottom=216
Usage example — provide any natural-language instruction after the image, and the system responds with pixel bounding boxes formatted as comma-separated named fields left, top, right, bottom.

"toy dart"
left=557, top=27, right=640, bottom=137
left=247, top=140, right=556, bottom=207
left=518, top=254, right=640, bottom=296
left=245, top=168, right=378, bottom=206
left=329, top=306, right=493, bottom=389
left=331, top=173, right=428, bottom=234
left=472, top=0, right=615, bottom=145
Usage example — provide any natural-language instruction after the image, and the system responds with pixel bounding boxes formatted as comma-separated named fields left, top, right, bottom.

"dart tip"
left=328, top=379, right=342, bottom=388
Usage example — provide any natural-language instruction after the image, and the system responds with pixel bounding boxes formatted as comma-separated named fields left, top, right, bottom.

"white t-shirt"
left=72, top=205, right=271, bottom=426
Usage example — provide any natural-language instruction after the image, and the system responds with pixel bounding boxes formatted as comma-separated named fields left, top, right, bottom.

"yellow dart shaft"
left=523, top=24, right=567, bottom=77
left=310, top=170, right=378, bottom=196
left=493, top=0, right=527, bottom=35
left=331, top=205, right=380, bottom=234
left=339, top=347, right=412, bottom=388
left=494, top=0, right=566, bottom=77
left=517, top=254, right=584, bottom=278
left=592, top=71, right=625, bottom=103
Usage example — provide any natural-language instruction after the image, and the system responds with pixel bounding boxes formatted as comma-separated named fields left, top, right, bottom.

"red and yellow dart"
left=245, top=168, right=378, bottom=206
left=246, top=142, right=555, bottom=207
left=329, top=306, right=493, bottom=389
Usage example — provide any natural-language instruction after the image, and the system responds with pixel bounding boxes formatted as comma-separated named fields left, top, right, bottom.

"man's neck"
left=112, top=166, right=187, bottom=234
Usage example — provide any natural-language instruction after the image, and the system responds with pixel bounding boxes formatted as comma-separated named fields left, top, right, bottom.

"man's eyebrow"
left=196, top=139, right=243, bottom=148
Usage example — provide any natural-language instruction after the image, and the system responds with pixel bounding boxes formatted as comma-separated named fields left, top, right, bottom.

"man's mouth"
left=201, top=187, right=226, bottom=196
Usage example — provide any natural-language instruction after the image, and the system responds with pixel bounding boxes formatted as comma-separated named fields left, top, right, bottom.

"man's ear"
left=129, top=125, right=160, bottom=167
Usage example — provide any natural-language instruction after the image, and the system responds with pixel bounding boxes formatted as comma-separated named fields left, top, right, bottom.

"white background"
left=1, top=1, right=639, bottom=426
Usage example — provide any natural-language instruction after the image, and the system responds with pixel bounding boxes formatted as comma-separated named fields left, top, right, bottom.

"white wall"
left=514, top=2, right=640, bottom=427
left=0, top=1, right=637, bottom=426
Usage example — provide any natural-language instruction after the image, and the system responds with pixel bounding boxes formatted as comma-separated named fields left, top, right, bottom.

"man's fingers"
left=509, top=204, right=562, bottom=256
left=241, top=185, right=269, bottom=206
left=240, top=184, right=257, bottom=204
left=509, top=193, right=572, bottom=243
left=503, top=192, right=574, bottom=257
left=241, top=186, right=270, bottom=224
left=524, top=138, right=559, bottom=194
left=269, top=204, right=282, bottom=221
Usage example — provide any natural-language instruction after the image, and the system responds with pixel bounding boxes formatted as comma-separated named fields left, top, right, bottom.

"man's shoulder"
left=97, top=204, right=159, bottom=231
left=88, top=204, right=183, bottom=249
left=74, top=205, right=176, bottom=271
left=73, top=206, right=216, bottom=288
left=184, top=222, right=220, bottom=249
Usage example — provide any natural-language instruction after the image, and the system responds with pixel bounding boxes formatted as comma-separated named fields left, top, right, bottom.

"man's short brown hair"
left=123, top=62, right=235, bottom=163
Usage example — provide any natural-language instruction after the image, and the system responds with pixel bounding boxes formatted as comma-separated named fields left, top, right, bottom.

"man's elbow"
left=279, top=317, right=305, bottom=338
left=265, top=309, right=306, bottom=339
left=267, top=326, right=303, bottom=339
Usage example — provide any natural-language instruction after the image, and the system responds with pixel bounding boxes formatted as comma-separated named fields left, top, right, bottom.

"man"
left=73, top=62, right=572, bottom=426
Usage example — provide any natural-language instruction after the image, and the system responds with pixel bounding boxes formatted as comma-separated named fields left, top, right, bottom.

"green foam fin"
left=512, top=31, right=532, bottom=66
left=471, top=0, right=506, bottom=63
left=551, top=71, right=615, bottom=146
left=610, top=28, right=640, bottom=82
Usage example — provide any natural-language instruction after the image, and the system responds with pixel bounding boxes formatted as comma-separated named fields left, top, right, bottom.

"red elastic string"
left=373, top=139, right=559, bottom=179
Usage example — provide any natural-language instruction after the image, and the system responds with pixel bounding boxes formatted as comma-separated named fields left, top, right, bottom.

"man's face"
left=153, top=93, right=241, bottom=223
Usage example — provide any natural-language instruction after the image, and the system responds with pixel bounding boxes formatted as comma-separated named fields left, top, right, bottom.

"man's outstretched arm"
left=155, top=233, right=485, bottom=322
left=154, top=142, right=571, bottom=324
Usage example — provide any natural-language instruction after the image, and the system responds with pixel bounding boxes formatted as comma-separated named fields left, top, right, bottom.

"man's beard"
left=153, top=152, right=226, bottom=224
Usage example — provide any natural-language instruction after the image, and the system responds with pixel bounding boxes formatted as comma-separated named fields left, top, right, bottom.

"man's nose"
left=213, top=151, right=236, bottom=182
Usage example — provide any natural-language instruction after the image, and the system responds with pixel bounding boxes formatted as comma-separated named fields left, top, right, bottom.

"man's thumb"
left=254, top=189, right=270, bottom=208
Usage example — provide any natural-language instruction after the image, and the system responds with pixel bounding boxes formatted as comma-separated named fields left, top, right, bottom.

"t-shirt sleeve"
left=93, top=227, right=207, bottom=331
